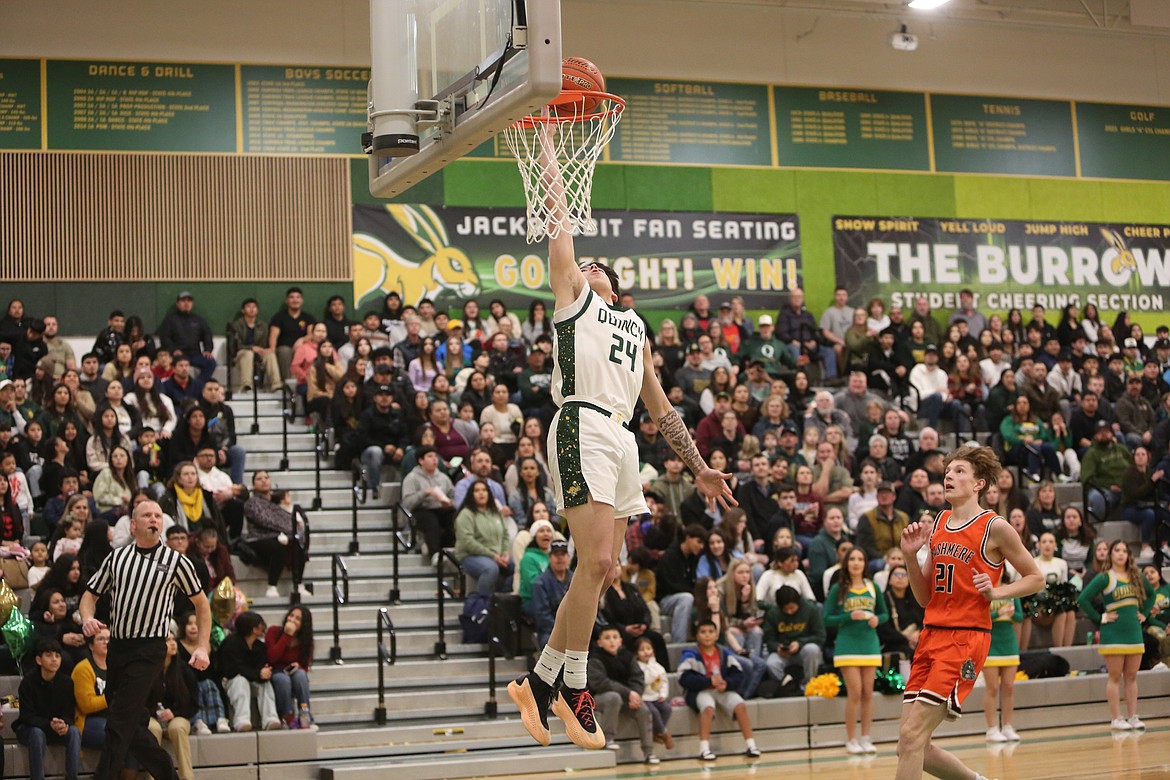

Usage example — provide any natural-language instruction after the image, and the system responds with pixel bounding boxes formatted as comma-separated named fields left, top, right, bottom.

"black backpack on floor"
left=460, top=592, right=491, bottom=644
left=1019, top=652, right=1071, bottom=679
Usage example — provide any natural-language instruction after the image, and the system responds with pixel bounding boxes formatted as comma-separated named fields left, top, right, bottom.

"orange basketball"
left=559, top=56, right=605, bottom=115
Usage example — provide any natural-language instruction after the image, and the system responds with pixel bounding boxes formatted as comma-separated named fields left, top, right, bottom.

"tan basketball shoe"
left=551, top=686, right=606, bottom=750
left=507, top=673, right=554, bottom=746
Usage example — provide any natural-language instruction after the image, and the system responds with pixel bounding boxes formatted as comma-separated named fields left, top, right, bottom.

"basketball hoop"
left=502, top=89, right=625, bottom=243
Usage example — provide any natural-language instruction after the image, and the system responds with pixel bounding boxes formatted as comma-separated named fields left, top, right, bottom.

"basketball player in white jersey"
left=508, top=124, right=736, bottom=751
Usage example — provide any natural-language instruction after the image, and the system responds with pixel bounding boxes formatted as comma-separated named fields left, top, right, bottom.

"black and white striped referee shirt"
left=87, top=543, right=202, bottom=640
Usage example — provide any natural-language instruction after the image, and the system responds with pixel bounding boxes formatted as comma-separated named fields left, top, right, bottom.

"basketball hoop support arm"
left=363, top=98, right=454, bottom=153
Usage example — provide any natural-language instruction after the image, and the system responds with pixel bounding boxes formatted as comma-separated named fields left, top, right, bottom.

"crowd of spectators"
left=0, top=294, right=314, bottom=596
left=0, top=292, right=320, bottom=776
left=4, top=284, right=1170, bottom=761
left=0, top=294, right=253, bottom=537
left=8, top=599, right=317, bottom=780
left=219, top=283, right=1163, bottom=756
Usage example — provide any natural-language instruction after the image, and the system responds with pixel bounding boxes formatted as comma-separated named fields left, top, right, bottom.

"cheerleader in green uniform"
left=982, top=595, right=1023, bottom=743
left=1141, top=564, right=1170, bottom=634
left=1140, top=564, right=1169, bottom=667
left=1075, top=540, right=1155, bottom=731
left=825, top=548, right=888, bottom=755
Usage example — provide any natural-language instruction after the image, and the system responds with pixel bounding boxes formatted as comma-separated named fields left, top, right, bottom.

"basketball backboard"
left=365, top=0, right=562, bottom=198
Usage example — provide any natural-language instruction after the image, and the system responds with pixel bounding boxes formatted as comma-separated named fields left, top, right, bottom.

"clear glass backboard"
left=366, top=0, right=562, bottom=197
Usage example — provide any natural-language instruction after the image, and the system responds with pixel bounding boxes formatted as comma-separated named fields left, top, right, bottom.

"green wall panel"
left=1095, top=180, right=1170, bottom=222
left=793, top=170, right=880, bottom=214
left=620, top=165, right=713, bottom=212
left=444, top=160, right=526, bottom=207
left=710, top=168, right=798, bottom=213
left=1027, top=179, right=1103, bottom=221
left=385, top=171, right=446, bottom=205
left=5, top=284, right=150, bottom=335
left=590, top=164, right=629, bottom=210
left=794, top=170, right=880, bottom=309
left=873, top=173, right=957, bottom=216
left=952, top=176, right=1032, bottom=218
left=350, top=159, right=445, bottom=206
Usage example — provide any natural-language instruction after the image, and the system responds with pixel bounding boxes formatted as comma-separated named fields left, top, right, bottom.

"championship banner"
left=352, top=205, right=801, bottom=310
left=833, top=216, right=1170, bottom=317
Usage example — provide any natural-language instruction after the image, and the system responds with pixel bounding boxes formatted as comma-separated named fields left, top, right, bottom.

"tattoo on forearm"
left=656, top=410, right=706, bottom=475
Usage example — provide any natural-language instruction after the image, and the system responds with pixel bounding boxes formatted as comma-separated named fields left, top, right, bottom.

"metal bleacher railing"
left=433, top=550, right=465, bottom=660
left=374, top=607, right=398, bottom=725
left=310, top=427, right=326, bottom=510
left=221, top=343, right=262, bottom=434
left=348, top=463, right=366, bottom=554
left=290, top=504, right=311, bottom=604
left=329, top=552, right=349, bottom=663
left=389, top=503, right=414, bottom=603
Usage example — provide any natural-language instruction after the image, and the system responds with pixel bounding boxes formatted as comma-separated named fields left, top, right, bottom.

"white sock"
left=535, top=646, right=566, bottom=687
left=745, top=738, right=757, bottom=750
left=699, top=740, right=711, bottom=755
left=563, top=648, right=589, bottom=690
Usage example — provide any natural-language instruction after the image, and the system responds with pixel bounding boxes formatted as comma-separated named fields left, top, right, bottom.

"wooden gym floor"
left=520, top=719, right=1170, bottom=780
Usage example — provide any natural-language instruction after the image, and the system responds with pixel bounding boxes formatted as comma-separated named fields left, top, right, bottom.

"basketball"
left=559, top=56, right=605, bottom=115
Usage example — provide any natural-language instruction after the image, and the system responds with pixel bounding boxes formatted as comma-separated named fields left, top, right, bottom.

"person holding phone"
left=266, top=605, right=315, bottom=730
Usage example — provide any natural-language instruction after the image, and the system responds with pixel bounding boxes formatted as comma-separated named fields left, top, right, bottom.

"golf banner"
left=352, top=205, right=802, bottom=310
left=832, top=216, right=1170, bottom=320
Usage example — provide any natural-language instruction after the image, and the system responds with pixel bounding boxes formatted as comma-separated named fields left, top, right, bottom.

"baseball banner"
left=833, top=216, right=1170, bottom=318
left=352, top=205, right=801, bottom=310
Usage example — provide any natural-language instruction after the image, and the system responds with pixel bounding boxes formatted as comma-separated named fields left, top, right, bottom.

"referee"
left=80, top=500, right=211, bottom=780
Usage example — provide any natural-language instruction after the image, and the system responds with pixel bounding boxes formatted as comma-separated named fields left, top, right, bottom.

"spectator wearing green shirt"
left=810, top=441, right=855, bottom=516
left=762, top=585, right=825, bottom=686
left=998, top=396, right=1061, bottom=483
left=519, top=519, right=555, bottom=617
left=1081, top=421, right=1133, bottom=522
left=807, top=507, right=849, bottom=600
left=738, top=315, right=795, bottom=380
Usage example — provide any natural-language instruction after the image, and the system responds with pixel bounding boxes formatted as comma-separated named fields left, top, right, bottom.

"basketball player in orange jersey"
left=895, top=444, right=1043, bottom=780
left=507, top=121, right=735, bottom=750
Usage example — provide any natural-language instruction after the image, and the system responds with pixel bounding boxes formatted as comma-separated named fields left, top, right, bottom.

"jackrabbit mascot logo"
left=1101, top=227, right=1138, bottom=278
left=352, top=204, right=481, bottom=307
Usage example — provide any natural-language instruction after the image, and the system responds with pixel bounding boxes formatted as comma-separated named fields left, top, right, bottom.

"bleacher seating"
left=5, top=315, right=1170, bottom=778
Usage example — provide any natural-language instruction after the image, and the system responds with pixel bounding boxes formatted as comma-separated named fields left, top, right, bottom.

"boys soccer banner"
left=833, top=216, right=1170, bottom=317
left=352, top=205, right=801, bottom=310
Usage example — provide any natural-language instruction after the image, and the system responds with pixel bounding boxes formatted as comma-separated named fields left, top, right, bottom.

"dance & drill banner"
left=833, top=216, right=1170, bottom=316
left=352, top=205, right=801, bottom=309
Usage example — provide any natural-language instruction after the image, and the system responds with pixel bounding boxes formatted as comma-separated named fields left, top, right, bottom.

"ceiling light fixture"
left=907, top=0, right=952, bottom=9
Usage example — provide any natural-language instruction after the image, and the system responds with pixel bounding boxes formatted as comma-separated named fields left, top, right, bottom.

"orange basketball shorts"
left=903, top=626, right=992, bottom=720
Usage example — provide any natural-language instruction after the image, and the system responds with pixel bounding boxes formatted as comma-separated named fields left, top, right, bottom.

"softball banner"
left=833, top=216, right=1170, bottom=317
left=352, top=205, right=801, bottom=309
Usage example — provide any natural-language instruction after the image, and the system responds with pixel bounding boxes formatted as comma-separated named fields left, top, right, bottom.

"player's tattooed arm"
left=655, top=409, right=706, bottom=475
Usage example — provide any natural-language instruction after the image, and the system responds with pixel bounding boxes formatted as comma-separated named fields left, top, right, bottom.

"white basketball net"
left=502, top=95, right=624, bottom=243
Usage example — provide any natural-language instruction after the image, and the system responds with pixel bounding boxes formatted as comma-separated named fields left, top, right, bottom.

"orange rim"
left=512, top=89, right=625, bottom=127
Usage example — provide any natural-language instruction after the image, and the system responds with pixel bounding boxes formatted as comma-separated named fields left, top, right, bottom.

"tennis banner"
left=832, top=216, right=1170, bottom=317
left=352, top=204, right=801, bottom=310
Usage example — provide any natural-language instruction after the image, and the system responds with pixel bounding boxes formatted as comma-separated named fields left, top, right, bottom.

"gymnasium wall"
left=3, top=0, right=1170, bottom=333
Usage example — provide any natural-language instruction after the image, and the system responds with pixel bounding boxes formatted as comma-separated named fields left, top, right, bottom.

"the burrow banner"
left=833, top=216, right=1170, bottom=317
left=352, top=205, right=801, bottom=309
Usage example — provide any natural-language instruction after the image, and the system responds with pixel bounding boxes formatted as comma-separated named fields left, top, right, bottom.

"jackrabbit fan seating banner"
left=833, top=216, right=1170, bottom=319
left=352, top=205, right=802, bottom=310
